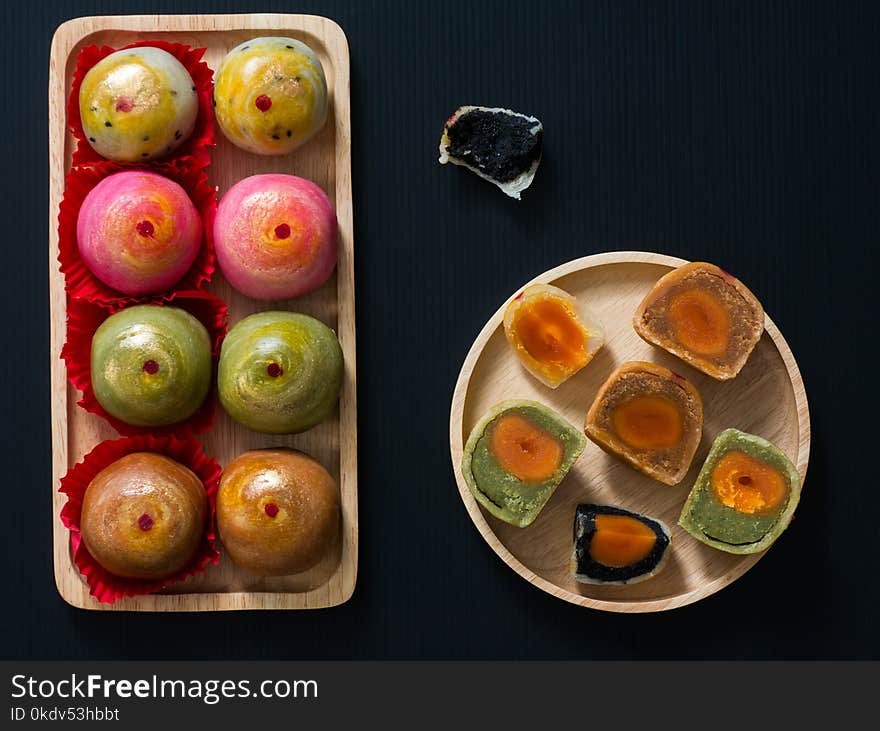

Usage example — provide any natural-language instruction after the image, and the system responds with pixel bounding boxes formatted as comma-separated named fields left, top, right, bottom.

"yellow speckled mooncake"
left=213, top=37, right=328, bottom=155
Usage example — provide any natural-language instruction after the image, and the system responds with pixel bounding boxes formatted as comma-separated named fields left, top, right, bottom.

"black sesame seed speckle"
left=141, top=152, right=149, bottom=157
left=174, top=130, right=182, bottom=140
left=104, top=121, right=112, bottom=127
left=142, top=135, right=149, bottom=141
left=286, top=45, right=294, bottom=49
left=88, top=137, right=96, bottom=142
left=271, top=134, right=280, bottom=140
left=286, top=130, right=292, bottom=137
left=89, top=106, right=97, bottom=112
left=170, top=90, right=178, bottom=96
left=294, top=76, right=301, bottom=83
left=191, top=85, right=196, bottom=91
left=241, top=46, right=249, bottom=51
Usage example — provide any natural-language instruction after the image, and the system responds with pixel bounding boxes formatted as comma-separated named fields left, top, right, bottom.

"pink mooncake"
left=76, top=171, right=202, bottom=296
left=213, top=174, right=337, bottom=300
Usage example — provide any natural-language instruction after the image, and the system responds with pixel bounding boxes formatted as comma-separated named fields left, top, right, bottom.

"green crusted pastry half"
left=679, top=428, right=802, bottom=554
left=461, top=399, right=587, bottom=527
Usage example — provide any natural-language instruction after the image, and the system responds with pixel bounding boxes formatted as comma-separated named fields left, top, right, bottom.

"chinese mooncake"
left=217, top=449, right=339, bottom=575
left=584, top=361, right=703, bottom=485
left=572, top=504, right=671, bottom=585
left=213, top=37, right=328, bottom=155
left=503, top=283, right=605, bottom=389
left=80, top=452, right=207, bottom=579
left=462, top=400, right=587, bottom=527
left=633, top=262, right=764, bottom=380
left=79, top=46, right=198, bottom=162
left=679, top=429, right=802, bottom=554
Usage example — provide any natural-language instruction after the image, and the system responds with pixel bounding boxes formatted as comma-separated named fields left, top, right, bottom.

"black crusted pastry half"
left=571, top=504, right=671, bottom=585
left=438, top=105, right=543, bottom=199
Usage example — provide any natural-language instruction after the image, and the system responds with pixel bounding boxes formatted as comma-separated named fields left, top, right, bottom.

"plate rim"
left=448, top=250, right=810, bottom=613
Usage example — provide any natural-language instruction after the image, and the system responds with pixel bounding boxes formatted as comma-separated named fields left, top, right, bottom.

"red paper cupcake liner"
left=61, top=290, right=228, bottom=437
left=67, top=40, right=215, bottom=168
left=58, top=157, right=217, bottom=308
left=59, top=433, right=221, bottom=604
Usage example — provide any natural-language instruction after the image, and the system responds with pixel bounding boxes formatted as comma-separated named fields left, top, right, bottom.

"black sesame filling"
left=445, top=109, right=542, bottom=184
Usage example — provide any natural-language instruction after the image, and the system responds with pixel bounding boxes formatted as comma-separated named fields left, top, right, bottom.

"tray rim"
left=49, top=13, right=357, bottom=612
left=448, top=250, right=810, bottom=613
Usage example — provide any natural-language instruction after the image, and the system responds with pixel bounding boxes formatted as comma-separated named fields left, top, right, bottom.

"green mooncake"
left=91, top=305, right=212, bottom=427
left=679, top=428, right=802, bottom=554
left=218, top=311, right=343, bottom=434
left=461, top=400, right=587, bottom=527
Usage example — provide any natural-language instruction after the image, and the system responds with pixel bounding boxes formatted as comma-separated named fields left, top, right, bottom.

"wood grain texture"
left=449, top=251, right=810, bottom=613
left=49, top=14, right=356, bottom=611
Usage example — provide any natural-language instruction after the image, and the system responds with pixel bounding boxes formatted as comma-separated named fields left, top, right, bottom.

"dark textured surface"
left=1, top=0, right=877, bottom=660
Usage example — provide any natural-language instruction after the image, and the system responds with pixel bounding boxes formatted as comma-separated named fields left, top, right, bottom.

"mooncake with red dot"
left=213, top=173, right=337, bottom=300
left=78, top=46, right=198, bottom=162
left=213, top=37, right=328, bottom=155
left=76, top=170, right=202, bottom=296
left=80, top=452, right=208, bottom=580
left=217, top=449, right=340, bottom=575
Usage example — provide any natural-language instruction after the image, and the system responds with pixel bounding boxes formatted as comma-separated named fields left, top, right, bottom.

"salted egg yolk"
left=668, top=289, right=731, bottom=357
left=589, top=514, right=657, bottom=568
left=490, top=414, right=563, bottom=483
left=612, top=396, right=683, bottom=451
left=710, top=450, right=787, bottom=515
left=513, top=298, right=588, bottom=376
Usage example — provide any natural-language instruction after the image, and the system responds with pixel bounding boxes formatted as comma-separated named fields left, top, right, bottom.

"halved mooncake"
left=584, top=361, right=703, bottom=485
left=572, top=504, right=671, bottom=585
left=633, top=261, right=764, bottom=380
left=679, top=428, right=801, bottom=554
left=439, top=106, right=543, bottom=199
left=462, top=400, right=587, bottom=527
left=503, top=283, right=605, bottom=388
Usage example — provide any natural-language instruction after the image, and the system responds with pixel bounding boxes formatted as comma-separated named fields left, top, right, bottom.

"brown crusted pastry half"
left=584, top=361, right=703, bottom=485
left=632, top=262, right=764, bottom=380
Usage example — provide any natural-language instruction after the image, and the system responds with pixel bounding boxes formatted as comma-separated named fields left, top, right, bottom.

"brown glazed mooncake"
left=217, top=449, right=340, bottom=576
left=584, top=361, right=703, bottom=485
left=80, top=453, right=207, bottom=580
left=633, top=262, right=765, bottom=380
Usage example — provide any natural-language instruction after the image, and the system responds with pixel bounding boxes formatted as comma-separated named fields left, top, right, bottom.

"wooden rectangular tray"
left=48, top=14, right=357, bottom=611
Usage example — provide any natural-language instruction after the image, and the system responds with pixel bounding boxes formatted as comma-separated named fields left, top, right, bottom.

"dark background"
left=2, top=0, right=876, bottom=660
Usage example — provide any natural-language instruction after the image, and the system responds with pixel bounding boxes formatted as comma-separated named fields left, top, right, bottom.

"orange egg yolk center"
left=490, top=414, right=564, bottom=483
left=668, top=288, right=731, bottom=356
left=612, top=396, right=683, bottom=450
left=514, top=298, right=588, bottom=374
left=589, top=514, right=657, bottom=567
left=711, top=450, right=787, bottom=515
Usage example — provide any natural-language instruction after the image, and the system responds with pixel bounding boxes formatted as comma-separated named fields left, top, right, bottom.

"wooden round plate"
left=449, top=251, right=810, bottom=613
